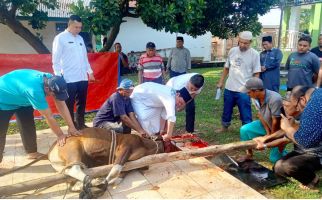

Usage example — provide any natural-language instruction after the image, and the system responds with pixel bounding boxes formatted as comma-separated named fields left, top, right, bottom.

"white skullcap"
left=239, top=31, right=253, bottom=40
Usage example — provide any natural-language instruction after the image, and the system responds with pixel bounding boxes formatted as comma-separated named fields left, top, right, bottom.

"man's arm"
left=166, top=49, right=173, bottom=70
left=121, top=113, right=147, bottom=136
left=52, top=36, right=63, bottom=75
left=138, top=70, right=143, bottom=84
left=38, top=108, right=67, bottom=146
left=53, top=99, right=80, bottom=136
left=271, top=116, right=281, bottom=133
left=315, top=63, right=322, bottom=87
left=217, top=67, right=229, bottom=89
left=257, top=113, right=271, bottom=135
left=120, top=53, right=129, bottom=68
left=162, top=121, right=175, bottom=141
left=186, top=49, right=191, bottom=71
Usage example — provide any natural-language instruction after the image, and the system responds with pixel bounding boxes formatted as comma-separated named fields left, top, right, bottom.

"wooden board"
left=0, top=125, right=265, bottom=199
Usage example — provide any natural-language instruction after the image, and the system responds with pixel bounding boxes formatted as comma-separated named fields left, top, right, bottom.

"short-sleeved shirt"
left=0, top=69, right=52, bottom=110
left=257, top=90, right=282, bottom=129
left=294, top=89, right=322, bottom=158
left=137, top=53, right=164, bottom=79
left=93, top=92, right=134, bottom=127
left=130, top=82, right=176, bottom=122
left=225, top=47, right=261, bottom=92
left=166, top=73, right=202, bottom=95
left=286, top=52, right=320, bottom=89
left=310, top=47, right=322, bottom=59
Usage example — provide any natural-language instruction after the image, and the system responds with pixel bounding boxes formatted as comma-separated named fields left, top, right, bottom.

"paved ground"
left=0, top=125, right=265, bottom=199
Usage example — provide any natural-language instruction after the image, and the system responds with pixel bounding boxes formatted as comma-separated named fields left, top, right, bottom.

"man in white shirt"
left=166, top=73, right=204, bottom=134
left=217, top=31, right=261, bottom=132
left=52, top=15, right=95, bottom=130
left=130, top=82, right=192, bottom=141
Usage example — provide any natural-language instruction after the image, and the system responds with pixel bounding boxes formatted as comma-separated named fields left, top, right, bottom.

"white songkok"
left=239, top=31, right=253, bottom=40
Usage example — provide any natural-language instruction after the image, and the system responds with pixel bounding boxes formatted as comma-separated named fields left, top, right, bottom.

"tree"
left=72, top=0, right=278, bottom=52
left=0, top=0, right=58, bottom=54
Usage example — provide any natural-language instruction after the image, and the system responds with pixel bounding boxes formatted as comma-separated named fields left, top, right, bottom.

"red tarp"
left=0, top=53, right=118, bottom=117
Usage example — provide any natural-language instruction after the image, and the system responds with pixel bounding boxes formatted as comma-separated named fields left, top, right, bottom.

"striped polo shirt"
left=138, top=53, right=164, bottom=79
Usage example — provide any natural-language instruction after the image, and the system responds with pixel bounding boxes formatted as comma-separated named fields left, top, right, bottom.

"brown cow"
left=48, top=127, right=164, bottom=198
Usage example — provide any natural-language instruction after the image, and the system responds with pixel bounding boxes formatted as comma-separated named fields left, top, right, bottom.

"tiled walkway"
left=0, top=126, right=265, bottom=199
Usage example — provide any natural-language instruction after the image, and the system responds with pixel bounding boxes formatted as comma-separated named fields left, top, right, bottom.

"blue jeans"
left=221, top=89, right=252, bottom=127
left=169, top=70, right=186, bottom=78
left=240, top=120, right=287, bottom=163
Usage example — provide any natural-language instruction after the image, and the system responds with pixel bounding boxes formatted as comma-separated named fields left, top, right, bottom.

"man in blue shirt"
left=253, top=86, right=322, bottom=190
left=260, top=36, right=283, bottom=92
left=0, top=69, right=80, bottom=163
left=93, top=79, right=148, bottom=137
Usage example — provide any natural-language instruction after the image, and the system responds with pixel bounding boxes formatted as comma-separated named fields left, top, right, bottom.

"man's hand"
left=217, top=81, right=223, bottom=89
left=68, top=127, right=82, bottom=136
left=89, top=73, right=96, bottom=83
left=162, top=134, right=171, bottom=141
left=261, top=66, right=266, bottom=72
left=57, top=134, right=67, bottom=146
left=253, top=137, right=266, bottom=150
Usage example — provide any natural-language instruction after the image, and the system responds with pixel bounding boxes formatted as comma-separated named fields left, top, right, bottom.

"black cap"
left=262, top=36, right=272, bottom=43
left=48, top=76, right=69, bottom=101
left=146, top=42, right=156, bottom=48
left=178, top=87, right=192, bottom=103
left=177, top=36, right=184, bottom=41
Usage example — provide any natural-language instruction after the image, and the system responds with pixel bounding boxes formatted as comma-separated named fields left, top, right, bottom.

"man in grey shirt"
left=286, top=35, right=321, bottom=91
left=167, top=36, right=191, bottom=78
left=239, top=77, right=286, bottom=163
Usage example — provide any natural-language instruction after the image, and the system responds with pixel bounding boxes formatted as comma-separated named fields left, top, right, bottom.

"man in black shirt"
left=310, top=34, right=322, bottom=59
left=93, top=79, right=147, bottom=137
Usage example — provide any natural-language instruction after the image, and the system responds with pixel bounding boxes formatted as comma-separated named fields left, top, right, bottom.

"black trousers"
left=273, top=151, right=322, bottom=185
left=65, top=81, right=88, bottom=129
left=185, top=99, right=195, bottom=133
left=0, top=106, right=37, bottom=162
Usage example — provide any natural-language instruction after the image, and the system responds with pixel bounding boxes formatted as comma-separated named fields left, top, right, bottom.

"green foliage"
left=0, top=0, right=58, bottom=29
left=70, top=0, right=123, bottom=35
left=70, top=0, right=277, bottom=39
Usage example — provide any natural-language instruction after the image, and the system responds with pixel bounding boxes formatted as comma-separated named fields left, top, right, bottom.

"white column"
left=288, top=6, right=301, bottom=50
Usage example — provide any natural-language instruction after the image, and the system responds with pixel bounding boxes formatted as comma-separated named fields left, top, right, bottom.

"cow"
left=48, top=127, right=165, bottom=198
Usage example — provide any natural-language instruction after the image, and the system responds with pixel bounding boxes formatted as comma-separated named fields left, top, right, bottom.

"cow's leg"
left=105, top=146, right=131, bottom=185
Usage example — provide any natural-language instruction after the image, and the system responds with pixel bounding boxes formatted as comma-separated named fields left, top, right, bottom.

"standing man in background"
left=138, top=42, right=165, bottom=84
left=52, top=15, right=95, bottom=130
left=310, top=34, right=322, bottom=60
left=260, top=36, right=283, bottom=92
left=216, top=31, right=261, bottom=132
left=167, top=36, right=191, bottom=78
left=114, top=42, right=129, bottom=76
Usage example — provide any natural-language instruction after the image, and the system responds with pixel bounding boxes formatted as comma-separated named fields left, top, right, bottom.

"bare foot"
left=27, top=152, right=45, bottom=160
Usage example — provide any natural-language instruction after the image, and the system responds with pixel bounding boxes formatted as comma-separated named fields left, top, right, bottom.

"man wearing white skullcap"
left=216, top=31, right=261, bottom=132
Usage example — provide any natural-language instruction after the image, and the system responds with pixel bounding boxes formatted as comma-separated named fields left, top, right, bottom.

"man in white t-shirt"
left=130, top=82, right=192, bottom=141
left=217, top=31, right=261, bottom=132
left=166, top=73, right=204, bottom=133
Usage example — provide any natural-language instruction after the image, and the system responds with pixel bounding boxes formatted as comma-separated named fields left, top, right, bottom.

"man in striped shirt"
left=138, top=42, right=166, bottom=84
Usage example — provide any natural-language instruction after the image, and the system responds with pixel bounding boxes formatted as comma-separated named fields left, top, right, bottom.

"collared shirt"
left=225, top=47, right=261, bottom=92
left=52, top=30, right=93, bottom=83
left=254, top=90, right=282, bottom=129
left=166, top=73, right=202, bottom=95
left=0, top=69, right=52, bottom=110
left=166, top=47, right=191, bottom=73
left=93, top=92, right=134, bottom=127
left=138, top=53, right=164, bottom=79
left=260, top=48, right=283, bottom=91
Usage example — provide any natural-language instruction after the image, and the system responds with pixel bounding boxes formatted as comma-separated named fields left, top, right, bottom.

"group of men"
left=216, top=30, right=322, bottom=190
left=1, top=13, right=322, bottom=192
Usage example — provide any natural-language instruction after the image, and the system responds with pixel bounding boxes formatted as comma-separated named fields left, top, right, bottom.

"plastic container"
left=215, top=88, right=222, bottom=100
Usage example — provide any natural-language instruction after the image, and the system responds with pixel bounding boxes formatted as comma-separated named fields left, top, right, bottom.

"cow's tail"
left=0, top=154, right=48, bottom=177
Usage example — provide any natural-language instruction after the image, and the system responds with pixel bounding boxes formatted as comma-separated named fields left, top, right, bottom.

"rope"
left=108, top=130, right=117, bottom=165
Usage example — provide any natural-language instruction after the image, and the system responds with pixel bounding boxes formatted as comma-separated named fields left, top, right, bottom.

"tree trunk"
left=99, top=21, right=122, bottom=52
left=0, top=140, right=256, bottom=197
left=0, top=9, right=50, bottom=54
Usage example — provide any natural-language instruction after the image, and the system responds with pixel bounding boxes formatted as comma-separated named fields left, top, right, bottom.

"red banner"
left=0, top=53, right=118, bottom=117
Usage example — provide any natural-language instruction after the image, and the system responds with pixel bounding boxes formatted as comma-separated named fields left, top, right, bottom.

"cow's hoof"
left=79, top=175, right=93, bottom=199
left=91, top=177, right=106, bottom=187
left=69, top=181, right=83, bottom=192
left=79, top=190, right=93, bottom=199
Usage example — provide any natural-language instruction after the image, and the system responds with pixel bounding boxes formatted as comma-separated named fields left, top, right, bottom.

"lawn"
left=7, top=67, right=322, bottom=198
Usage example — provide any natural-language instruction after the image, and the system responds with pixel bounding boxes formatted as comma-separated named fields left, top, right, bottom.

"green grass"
left=7, top=67, right=322, bottom=198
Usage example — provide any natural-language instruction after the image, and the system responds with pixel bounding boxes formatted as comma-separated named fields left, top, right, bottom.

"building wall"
left=0, top=21, right=59, bottom=54
left=114, top=17, right=213, bottom=61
